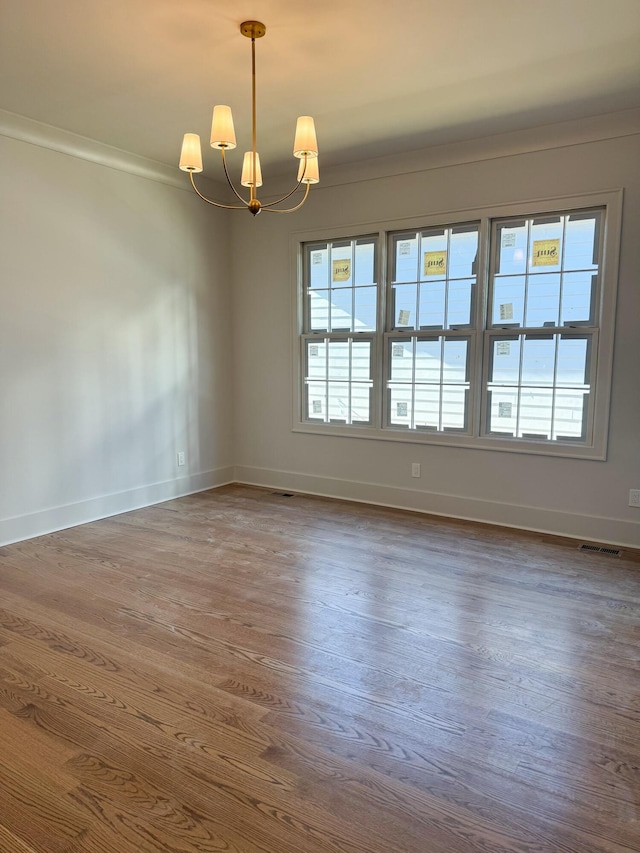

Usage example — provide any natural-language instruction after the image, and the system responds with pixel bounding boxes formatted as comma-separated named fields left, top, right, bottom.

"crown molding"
left=2, top=106, right=638, bottom=200
left=269, top=107, right=640, bottom=196
left=0, top=108, right=226, bottom=196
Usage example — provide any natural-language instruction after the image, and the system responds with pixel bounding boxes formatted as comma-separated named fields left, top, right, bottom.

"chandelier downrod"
left=179, top=21, right=319, bottom=216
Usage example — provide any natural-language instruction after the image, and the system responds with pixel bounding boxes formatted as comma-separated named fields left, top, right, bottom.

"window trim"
left=291, top=189, right=623, bottom=460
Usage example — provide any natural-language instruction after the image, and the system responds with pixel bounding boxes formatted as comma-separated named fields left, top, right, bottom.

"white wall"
left=2, top=110, right=638, bottom=549
left=0, top=117, right=234, bottom=545
left=230, top=112, right=640, bottom=547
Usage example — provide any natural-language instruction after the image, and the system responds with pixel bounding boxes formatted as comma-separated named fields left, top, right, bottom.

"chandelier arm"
left=262, top=170, right=311, bottom=210
left=189, top=171, right=248, bottom=210
left=221, top=148, right=250, bottom=205
left=261, top=182, right=311, bottom=214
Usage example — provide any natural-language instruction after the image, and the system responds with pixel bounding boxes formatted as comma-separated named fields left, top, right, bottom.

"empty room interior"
left=1, top=2, right=640, bottom=851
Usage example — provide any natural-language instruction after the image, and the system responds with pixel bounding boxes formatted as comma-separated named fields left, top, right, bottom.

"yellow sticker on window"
left=332, top=259, right=351, bottom=282
left=532, top=238, right=560, bottom=266
left=423, top=250, right=447, bottom=276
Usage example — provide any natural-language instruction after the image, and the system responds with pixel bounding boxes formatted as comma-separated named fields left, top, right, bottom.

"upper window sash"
left=488, top=209, right=603, bottom=331
left=387, top=223, right=480, bottom=333
left=304, top=236, right=378, bottom=335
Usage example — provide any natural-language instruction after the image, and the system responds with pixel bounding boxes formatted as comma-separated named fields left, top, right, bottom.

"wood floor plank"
left=0, top=484, right=638, bottom=853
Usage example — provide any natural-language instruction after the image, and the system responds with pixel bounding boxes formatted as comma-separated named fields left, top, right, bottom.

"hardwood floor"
left=0, top=484, right=638, bottom=853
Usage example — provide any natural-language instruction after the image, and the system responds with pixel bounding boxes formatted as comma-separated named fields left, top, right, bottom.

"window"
left=485, top=211, right=601, bottom=443
left=386, top=224, right=478, bottom=433
left=295, top=192, right=621, bottom=459
left=302, top=237, right=377, bottom=425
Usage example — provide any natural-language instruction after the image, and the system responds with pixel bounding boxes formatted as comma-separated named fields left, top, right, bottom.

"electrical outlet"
left=177, top=451, right=186, bottom=467
left=629, top=489, right=640, bottom=508
left=411, top=462, right=421, bottom=478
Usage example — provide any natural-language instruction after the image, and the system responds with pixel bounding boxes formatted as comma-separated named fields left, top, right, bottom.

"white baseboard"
left=4, top=465, right=637, bottom=551
left=234, top=466, right=640, bottom=550
left=0, top=467, right=235, bottom=547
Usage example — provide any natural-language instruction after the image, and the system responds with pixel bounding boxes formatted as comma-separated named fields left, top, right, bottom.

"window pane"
left=553, top=390, right=588, bottom=440
left=490, top=338, right=520, bottom=384
left=449, top=228, right=479, bottom=279
left=392, top=283, right=417, bottom=329
left=308, top=245, right=329, bottom=288
left=561, top=272, right=595, bottom=325
left=351, top=340, right=372, bottom=381
left=441, top=386, right=468, bottom=430
left=306, top=339, right=327, bottom=379
left=519, top=388, right=553, bottom=438
left=421, top=230, right=447, bottom=281
left=329, top=288, right=353, bottom=332
left=354, top=286, right=377, bottom=331
left=419, top=280, right=445, bottom=328
left=414, top=386, right=440, bottom=430
left=306, top=381, right=326, bottom=420
left=351, top=385, right=371, bottom=423
left=564, top=212, right=600, bottom=272
left=556, top=337, right=588, bottom=386
left=393, top=235, right=419, bottom=283
left=388, top=384, right=412, bottom=427
left=354, top=239, right=376, bottom=285
left=309, top=290, right=330, bottom=331
left=414, top=339, right=441, bottom=383
left=327, top=382, right=350, bottom=422
left=390, top=340, right=413, bottom=382
left=447, top=279, right=473, bottom=327
left=529, top=217, right=562, bottom=272
left=521, top=336, right=555, bottom=386
left=493, top=276, right=525, bottom=326
left=330, top=243, right=352, bottom=288
left=525, top=273, right=561, bottom=327
left=442, top=339, right=469, bottom=383
left=328, top=340, right=349, bottom=379
left=495, top=221, right=527, bottom=276
left=487, top=388, right=518, bottom=436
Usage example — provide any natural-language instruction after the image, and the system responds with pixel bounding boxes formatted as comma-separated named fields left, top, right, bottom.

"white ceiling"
left=1, top=0, right=639, bottom=178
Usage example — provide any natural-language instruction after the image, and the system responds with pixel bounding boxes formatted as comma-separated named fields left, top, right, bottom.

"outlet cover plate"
left=629, top=489, right=640, bottom=508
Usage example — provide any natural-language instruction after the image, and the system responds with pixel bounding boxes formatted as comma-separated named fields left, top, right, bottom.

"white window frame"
left=291, top=190, right=622, bottom=460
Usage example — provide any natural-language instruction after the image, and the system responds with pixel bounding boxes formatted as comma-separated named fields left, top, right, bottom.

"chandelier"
left=179, top=21, right=319, bottom=216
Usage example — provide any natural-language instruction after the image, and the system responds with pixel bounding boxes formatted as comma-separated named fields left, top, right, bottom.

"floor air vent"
left=579, top=543, right=622, bottom=557
left=272, top=492, right=295, bottom=498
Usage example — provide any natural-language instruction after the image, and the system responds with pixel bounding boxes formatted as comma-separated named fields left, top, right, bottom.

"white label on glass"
left=392, top=344, right=405, bottom=357
left=396, top=402, right=408, bottom=417
left=498, top=402, right=512, bottom=418
left=312, top=400, right=322, bottom=414
left=398, top=309, right=411, bottom=325
left=502, top=232, right=516, bottom=248
left=312, top=251, right=323, bottom=265
left=309, top=345, right=319, bottom=357
left=398, top=241, right=411, bottom=256
left=499, top=303, right=514, bottom=321
left=497, top=342, right=511, bottom=356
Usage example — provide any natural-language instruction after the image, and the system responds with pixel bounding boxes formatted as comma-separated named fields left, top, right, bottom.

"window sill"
left=292, top=422, right=606, bottom=460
